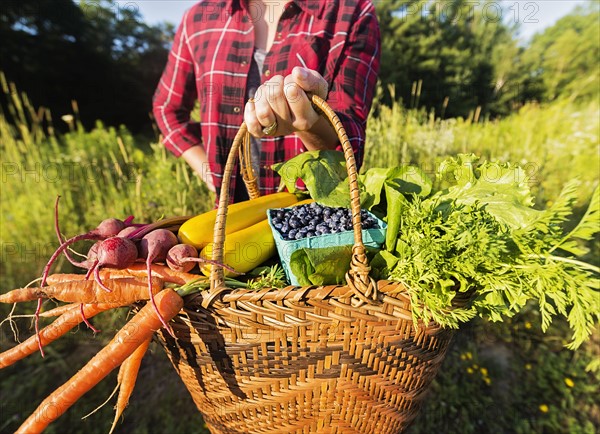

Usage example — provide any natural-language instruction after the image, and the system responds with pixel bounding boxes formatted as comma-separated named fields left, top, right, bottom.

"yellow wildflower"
left=539, top=404, right=549, bottom=413
left=525, top=363, right=532, bottom=370
left=467, top=367, right=474, bottom=374
left=525, top=321, right=532, bottom=329
left=564, top=378, right=574, bottom=388
left=483, top=377, right=491, bottom=385
left=480, top=367, right=488, bottom=376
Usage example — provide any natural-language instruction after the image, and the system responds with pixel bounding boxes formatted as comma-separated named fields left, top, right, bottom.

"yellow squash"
left=200, top=219, right=275, bottom=276
left=178, top=192, right=297, bottom=249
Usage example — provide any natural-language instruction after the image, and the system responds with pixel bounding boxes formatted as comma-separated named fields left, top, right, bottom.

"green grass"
left=0, top=77, right=598, bottom=433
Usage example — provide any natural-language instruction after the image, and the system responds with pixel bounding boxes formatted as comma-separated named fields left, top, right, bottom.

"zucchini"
left=200, top=219, right=275, bottom=276
left=178, top=192, right=297, bottom=249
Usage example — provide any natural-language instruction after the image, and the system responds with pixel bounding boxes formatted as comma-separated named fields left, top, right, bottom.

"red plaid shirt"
left=153, top=0, right=380, bottom=199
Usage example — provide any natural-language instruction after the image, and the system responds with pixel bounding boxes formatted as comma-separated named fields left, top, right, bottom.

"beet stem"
left=80, top=303, right=101, bottom=333
left=41, top=232, right=101, bottom=286
left=93, top=265, right=113, bottom=293
left=146, top=257, right=174, bottom=337
left=53, top=196, right=90, bottom=268
left=85, top=260, right=98, bottom=280
left=34, top=298, right=45, bottom=358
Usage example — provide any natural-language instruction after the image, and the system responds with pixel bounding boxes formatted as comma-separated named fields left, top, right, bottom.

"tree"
left=521, top=2, right=599, bottom=102
left=375, top=0, right=522, bottom=118
left=0, top=0, right=174, bottom=132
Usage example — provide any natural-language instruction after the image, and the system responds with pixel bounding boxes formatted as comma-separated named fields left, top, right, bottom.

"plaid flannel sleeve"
left=326, top=2, right=381, bottom=169
left=152, top=11, right=201, bottom=157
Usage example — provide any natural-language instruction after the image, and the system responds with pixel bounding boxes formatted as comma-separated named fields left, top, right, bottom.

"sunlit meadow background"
left=1, top=73, right=598, bottom=433
left=0, top=1, right=599, bottom=432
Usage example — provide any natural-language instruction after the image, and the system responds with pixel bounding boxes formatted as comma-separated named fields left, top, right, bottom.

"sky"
left=129, top=0, right=588, bottom=42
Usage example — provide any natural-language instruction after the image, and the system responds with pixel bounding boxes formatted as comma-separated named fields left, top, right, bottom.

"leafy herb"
left=246, top=265, right=288, bottom=290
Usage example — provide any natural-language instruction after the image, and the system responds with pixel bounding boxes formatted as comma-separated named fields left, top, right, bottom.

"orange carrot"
left=39, top=302, right=124, bottom=318
left=16, top=288, right=183, bottom=434
left=0, top=303, right=121, bottom=369
left=46, top=264, right=204, bottom=286
left=0, top=277, right=164, bottom=304
left=126, top=263, right=203, bottom=285
left=109, top=337, right=151, bottom=433
left=39, top=303, right=79, bottom=318
left=45, top=269, right=133, bottom=285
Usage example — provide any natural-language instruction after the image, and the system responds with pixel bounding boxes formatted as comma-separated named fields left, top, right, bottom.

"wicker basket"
left=156, top=96, right=463, bottom=434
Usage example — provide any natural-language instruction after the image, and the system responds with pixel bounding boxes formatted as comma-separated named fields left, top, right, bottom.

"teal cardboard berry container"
left=267, top=205, right=387, bottom=286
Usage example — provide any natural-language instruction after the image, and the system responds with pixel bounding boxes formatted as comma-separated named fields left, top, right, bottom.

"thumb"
left=292, top=67, right=328, bottom=99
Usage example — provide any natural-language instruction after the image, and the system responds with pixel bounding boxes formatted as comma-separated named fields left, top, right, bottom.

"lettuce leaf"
left=272, top=150, right=350, bottom=207
left=289, top=245, right=353, bottom=286
left=436, top=155, right=540, bottom=228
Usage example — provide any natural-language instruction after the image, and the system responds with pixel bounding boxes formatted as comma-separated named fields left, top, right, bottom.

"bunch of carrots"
left=0, top=197, right=241, bottom=433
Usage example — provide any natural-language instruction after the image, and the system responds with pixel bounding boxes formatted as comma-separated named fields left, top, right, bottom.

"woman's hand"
left=244, top=67, right=328, bottom=138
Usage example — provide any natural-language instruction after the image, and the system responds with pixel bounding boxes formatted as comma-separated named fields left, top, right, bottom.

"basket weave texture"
left=157, top=96, right=461, bottom=434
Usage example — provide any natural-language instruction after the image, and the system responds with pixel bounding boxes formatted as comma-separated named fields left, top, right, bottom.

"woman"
left=153, top=0, right=380, bottom=201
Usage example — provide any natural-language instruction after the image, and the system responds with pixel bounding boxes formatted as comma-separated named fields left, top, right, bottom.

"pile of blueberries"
left=269, top=202, right=379, bottom=241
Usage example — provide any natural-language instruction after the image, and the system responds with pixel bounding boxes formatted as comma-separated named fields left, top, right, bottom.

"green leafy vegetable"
left=289, top=246, right=352, bottom=286
left=383, top=157, right=600, bottom=349
left=272, top=150, right=350, bottom=207
left=274, top=152, right=599, bottom=349
left=437, top=155, right=539, bottom=228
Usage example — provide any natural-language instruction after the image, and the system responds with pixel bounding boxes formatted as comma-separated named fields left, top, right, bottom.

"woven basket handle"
left=209, top=94, right=376, bottom=303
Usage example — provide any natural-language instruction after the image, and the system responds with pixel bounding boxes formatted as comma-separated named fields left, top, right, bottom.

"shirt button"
left=264, top=69, right=271, bottom=77
left=233, top=107, right=241, bottom=113
left=241, top=60, right=248, bottom=67
left=277, top=32, right=283, bottom=39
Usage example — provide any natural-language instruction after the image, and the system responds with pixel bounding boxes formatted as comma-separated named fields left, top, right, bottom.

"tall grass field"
left=0, top=75, right=598, bottom=433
